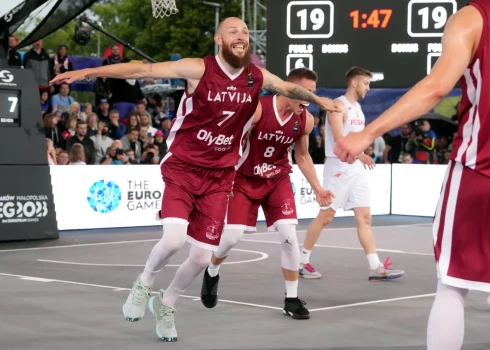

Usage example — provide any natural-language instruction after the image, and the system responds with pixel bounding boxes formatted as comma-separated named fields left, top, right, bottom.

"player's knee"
left=189, top=246, right=213, bottom=268
left=161, top=222, right=188, bottom=254
left=317, top=209, right=334, bottom=227
left=222, top=228, right=244, bottom=248
left=278, top=224, right=300, bottom=270
left=355, top=212, right=371, bottom=228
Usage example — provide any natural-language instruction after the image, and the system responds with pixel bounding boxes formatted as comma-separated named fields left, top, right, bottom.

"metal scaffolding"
left=241, top=0, right=266, bottom=63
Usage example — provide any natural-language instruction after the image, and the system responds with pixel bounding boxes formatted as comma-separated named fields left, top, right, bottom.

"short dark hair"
left=287, top=68, right=318, bottom=83
left=76, top=120, right=87, bottom=128
left=346, top=67, right=372, bottom=84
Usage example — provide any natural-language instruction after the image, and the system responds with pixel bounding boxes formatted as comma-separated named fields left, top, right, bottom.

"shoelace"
left=383, top=257, right=393, bottom=270
left=132, top=284, right=151, bottom=305
left=304, top=263, right=316, bottom=272
left=158, top=305, right=176, bottom=329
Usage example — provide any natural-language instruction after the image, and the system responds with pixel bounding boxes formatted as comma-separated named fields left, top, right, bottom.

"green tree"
left=30, top=0, right=242, bottom=60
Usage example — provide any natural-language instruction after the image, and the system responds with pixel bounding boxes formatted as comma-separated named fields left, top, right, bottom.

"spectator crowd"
left=8, top=36, right=456, bottom=167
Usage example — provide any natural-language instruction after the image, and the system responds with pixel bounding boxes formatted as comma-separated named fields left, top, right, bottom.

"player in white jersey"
left=299, top=67, right=405, bottom=281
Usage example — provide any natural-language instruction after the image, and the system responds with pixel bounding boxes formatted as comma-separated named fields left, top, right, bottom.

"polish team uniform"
left=322, top=95, right=370, bottom=211
left=158, top=55, right=263, bottom=250
left=433, top=0, right=490, bottom=291
left=225, top=94, right=307, bottom=231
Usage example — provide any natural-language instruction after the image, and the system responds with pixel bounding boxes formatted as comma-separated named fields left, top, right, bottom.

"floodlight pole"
left=203, top=1, right=222, bottom=56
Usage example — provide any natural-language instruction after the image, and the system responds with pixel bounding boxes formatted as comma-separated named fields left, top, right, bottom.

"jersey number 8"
left=264, top=146, right=275, bottom=158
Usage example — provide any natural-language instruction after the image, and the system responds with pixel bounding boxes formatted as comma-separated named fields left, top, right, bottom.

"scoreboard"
left=266, top=0, right=467, bottom=88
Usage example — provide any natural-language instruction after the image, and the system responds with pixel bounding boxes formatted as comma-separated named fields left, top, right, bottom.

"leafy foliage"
left=20, top=0, right=242, bottom=60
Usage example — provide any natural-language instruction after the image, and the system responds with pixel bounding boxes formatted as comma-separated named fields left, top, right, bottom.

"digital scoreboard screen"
left=266, top=0, right=467, bottom=88
left=0, top=90, right=20, bottom=127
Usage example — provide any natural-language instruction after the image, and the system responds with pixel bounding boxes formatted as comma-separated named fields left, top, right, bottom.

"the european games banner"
left=50, top=165, right=164, bottom=230
left=49, top=164, right=392, bottom=231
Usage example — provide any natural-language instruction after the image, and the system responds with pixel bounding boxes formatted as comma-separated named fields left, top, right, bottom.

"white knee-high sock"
left=140, top=222, right=188, bottom=286
left=161, top=245, right=212, bottom=307
left=427, top=280, right=468, bottom=350
left=207, top=228, right=244, bottom=277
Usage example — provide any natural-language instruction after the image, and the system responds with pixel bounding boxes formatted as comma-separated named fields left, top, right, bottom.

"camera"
left=116, top=148, right=125, bottom=156
left=147, top=151, right=154, bottom=160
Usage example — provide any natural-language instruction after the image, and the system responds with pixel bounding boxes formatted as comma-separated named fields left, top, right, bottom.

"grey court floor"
left=1, top=215, right=489, bottom=350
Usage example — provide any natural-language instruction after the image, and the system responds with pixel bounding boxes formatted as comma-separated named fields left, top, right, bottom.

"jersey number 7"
left=217, top=111, right=236, bottom=126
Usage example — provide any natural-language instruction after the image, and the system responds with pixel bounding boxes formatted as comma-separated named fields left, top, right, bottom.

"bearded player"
left=299, top=67, right=405, bottom=281
left=200, top=68, right=334, bottom=319
left=51, top=17, right=340, bottom=342
left=333, top=2, right=490, bottom=349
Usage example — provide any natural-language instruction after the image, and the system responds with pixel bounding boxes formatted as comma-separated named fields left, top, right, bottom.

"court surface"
left=1, top=215, right=489, bottom=350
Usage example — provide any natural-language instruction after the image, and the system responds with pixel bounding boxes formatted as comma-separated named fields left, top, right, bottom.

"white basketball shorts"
left=321, top=157, right=370, bottom=211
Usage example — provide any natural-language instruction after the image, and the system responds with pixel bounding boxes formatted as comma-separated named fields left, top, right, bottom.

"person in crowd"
left=68, top=144, right=86, bottom=165
left=66, top=121, right=96, bottom=165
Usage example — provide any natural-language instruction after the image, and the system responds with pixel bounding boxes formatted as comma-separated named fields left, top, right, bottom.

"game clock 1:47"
left=0, top=90, right=20, bottom=127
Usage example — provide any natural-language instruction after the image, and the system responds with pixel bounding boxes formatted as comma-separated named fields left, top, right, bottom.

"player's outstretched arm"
left=334, top=5, right=482, bottom=162
left=294, top=112, right=334, bottom=206
left=49, top=58, right=205, bottom=85
left=260, top=68, right=341, bottom=113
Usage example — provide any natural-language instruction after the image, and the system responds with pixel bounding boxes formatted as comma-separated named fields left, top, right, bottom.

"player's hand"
left=49, top=70, right=87, bottom=85
left=318, top=97, right=342, bottom=113
left=334, top=131, right=373, bottom=164
left=358, top=153, right=375, bottom=170
left=315, top=188, right=335, bottom=207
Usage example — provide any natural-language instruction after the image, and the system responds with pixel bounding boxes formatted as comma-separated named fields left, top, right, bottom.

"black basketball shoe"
left=283, top=296, right=310, bottom=319
left=200, top=267, right=220, bottom=308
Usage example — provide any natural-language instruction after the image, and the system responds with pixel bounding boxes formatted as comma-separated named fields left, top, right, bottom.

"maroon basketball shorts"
left=159, top=154, right=235, bottom=251
left=433, top=160, right=490, bottom=292
left=225, top=173, right=298, bottom=232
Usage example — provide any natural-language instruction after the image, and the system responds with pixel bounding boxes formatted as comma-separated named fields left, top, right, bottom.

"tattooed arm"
left=259, top=68, right=341, bottom=112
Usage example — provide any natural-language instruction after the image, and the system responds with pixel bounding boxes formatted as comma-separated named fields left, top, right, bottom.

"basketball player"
left=299, top=67, right=405, bottom=281
left=332, top=2, right=488, bottom=349
left=50, top=17, right=340, bottom=342
left=200, top=68, right=334, bottom=319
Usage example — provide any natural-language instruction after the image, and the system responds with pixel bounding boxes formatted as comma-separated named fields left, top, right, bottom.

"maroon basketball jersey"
left=237, top=94, right=307, bottom=179
left=450, top=0, right=490, bottom=177
left=165, top=55, right=263, bottom=168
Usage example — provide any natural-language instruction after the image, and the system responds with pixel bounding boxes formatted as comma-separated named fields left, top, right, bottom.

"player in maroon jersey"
left=50, top=17, right=340, bottom=342
left=200, top=68, right=334, bottom=319
left=332, top=2, right=489, bottom=349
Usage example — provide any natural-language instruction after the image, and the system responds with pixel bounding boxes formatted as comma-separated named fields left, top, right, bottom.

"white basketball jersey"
left=324, top=95, right=366, bottom=158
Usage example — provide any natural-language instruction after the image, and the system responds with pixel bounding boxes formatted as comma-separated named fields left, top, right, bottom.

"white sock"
left=207, top=263, right=220, bottom=277
left=427, top=280, right=468, bottom=350
left=300, top=248, right=311, bottom=264
left=285, top=280, right=298, bottom=298
left=161, top=245, right=212, bottom=307
left=367, top=253, right=382, bottom=270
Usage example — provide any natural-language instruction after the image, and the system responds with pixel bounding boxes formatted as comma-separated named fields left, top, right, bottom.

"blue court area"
left=1, top=215, right=489, bottom=350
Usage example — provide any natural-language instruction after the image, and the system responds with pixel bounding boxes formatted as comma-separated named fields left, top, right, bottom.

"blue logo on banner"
left=87, top=180, right=122, bottom=213
left=291, top=181, right=296, bottom=195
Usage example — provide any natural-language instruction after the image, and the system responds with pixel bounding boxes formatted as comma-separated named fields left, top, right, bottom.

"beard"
left=101, top=129, right=108, bottom=136
left=222, top=41, right=252, bottom=69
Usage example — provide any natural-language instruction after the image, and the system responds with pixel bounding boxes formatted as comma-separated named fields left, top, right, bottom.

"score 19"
left=407, top=0, right=457, bottom=37
left=287, top=1, right=334, bottom=39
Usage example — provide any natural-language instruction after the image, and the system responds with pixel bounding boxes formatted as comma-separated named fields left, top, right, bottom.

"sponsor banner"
left=0, top=166, right=58, bottom=241
left=50, top=164, right=391, bottom=231
left=50, top=165, right=165, bottom=230
left=391, top=164, right=447, bottom=216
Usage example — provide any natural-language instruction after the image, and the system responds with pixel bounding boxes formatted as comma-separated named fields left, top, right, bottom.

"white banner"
left=50, top=165, right=165, bottom=230
left=50, top=164, right=392, bottom=231
left=391, top=164, right=447, bottom=216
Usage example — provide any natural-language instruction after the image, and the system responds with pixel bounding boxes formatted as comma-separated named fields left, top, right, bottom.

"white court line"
left=309, top=293, right=436, bottom=312
left=240, top=238, right=434, bottom=256
left=0, top=223, right=431, bottom=253
left=0, top=272, right=282, bottom=311
left=36, top=248, right=269, bottom=267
